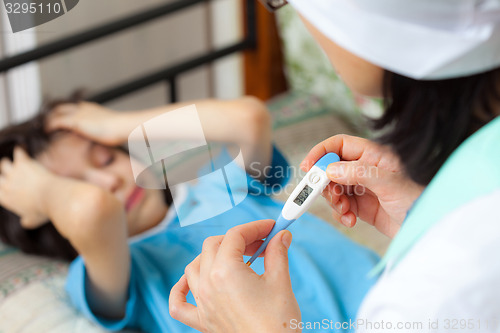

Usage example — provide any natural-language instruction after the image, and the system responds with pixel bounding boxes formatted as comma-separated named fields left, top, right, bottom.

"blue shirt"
left=66, top=147, right=379, bottom=332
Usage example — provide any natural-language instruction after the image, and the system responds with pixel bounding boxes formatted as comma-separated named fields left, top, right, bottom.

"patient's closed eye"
left=90, top=144, right=115, bottom=167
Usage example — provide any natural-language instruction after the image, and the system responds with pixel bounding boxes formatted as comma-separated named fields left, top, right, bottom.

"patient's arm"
left=0, top=148, right=129, bottom=319
left=47, top=179, right=130, bottom=319
left=47, top=97, right=273, bottom=179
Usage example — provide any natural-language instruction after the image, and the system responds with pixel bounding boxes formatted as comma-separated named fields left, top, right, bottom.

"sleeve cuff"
left=65, top=256, right=138, bottom=331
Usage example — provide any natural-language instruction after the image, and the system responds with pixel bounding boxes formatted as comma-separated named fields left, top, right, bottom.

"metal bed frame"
left=0, top=0, right=257, bottom=104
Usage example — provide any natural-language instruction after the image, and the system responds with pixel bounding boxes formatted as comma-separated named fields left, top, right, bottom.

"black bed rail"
left=0, top=0, right=257, bottom=103
left=89, top=41, right=251, bottom=104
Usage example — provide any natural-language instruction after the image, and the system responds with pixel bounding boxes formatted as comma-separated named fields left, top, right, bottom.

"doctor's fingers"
left=169, top=274, right=203, bottom=331
left=330, top=206, right=358, bottom=228
left=201, top=235, right=266, bottom=277
left=200, top=236, right=223, bottom=276
left=322, top=186, right=346, bottom=212
left=329, top=194, right=351, bottom=215
left=323, top=191, right=357, bottom=228
left=184, top=255, right=201, bottom=302
left=322, top=183, right=345, bottom=207
left=322, top=183, right=365, bottom=226
left=216, top=219, right=276, bottom=264
left=300, top=134, right=372, bottom=171
left=326, top=160, right=397, bottom=197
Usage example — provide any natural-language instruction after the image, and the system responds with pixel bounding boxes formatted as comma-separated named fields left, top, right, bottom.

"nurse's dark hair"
left=0, top=93, right=173, bottom=261
left=377, top=68, right=500, bottom=185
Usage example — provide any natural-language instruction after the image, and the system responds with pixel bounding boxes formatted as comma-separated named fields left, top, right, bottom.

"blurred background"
left=0, top=0, right=246, bottom=124
left=0, top=0, right=382, bottom=125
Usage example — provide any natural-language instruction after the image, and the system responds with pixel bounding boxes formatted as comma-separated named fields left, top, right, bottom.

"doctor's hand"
left=301, top=134, right=424, bottom=238
left=169, top=220, right=301, bottom=333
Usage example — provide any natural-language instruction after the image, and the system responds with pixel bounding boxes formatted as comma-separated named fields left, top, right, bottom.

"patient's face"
left=37, top=132, right=168, bottom=236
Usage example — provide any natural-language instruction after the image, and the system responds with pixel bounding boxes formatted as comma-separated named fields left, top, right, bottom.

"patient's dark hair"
left=0, top=94, right=173, bottom=261
left=0, top=96, right=79, bottom=261
left=376, top=68, right=500, bottom=185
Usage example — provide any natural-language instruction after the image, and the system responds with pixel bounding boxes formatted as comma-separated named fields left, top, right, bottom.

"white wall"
left=210, top=0, right=244, bottom=100
left=32, top=0, right=244, bottom=112
left=0, top=7, right=41, bottom=125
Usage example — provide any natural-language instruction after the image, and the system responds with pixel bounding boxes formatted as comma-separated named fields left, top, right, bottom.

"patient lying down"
left=0, top=96, right=378, bottom=333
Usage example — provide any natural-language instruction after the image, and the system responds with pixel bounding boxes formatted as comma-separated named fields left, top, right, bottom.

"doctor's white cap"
left=288, top=0, right=500, bottom=80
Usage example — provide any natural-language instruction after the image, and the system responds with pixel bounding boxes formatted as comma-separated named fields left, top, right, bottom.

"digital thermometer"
left=246, top=153, right=340, bottom=266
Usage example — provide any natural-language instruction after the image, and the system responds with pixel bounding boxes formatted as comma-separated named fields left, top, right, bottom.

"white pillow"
left=0, top=248, right=108, bottom=333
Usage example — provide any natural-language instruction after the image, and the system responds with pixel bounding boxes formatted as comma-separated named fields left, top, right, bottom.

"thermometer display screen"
left=293, top=185, right=313, bottom=206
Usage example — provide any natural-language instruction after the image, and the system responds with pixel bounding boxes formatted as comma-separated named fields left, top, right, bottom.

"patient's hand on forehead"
left=46, top=101, right=128, bottom=146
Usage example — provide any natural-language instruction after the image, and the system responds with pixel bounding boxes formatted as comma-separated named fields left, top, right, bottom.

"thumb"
left=327, top=161, right=398, bottom=194
left=264, top=230, right=292, bottom=280
left=326, top=161, right=377, bottom=187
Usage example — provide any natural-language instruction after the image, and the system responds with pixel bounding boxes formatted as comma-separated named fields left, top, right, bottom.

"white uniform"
left=357, top=190, right=500, bottom=333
